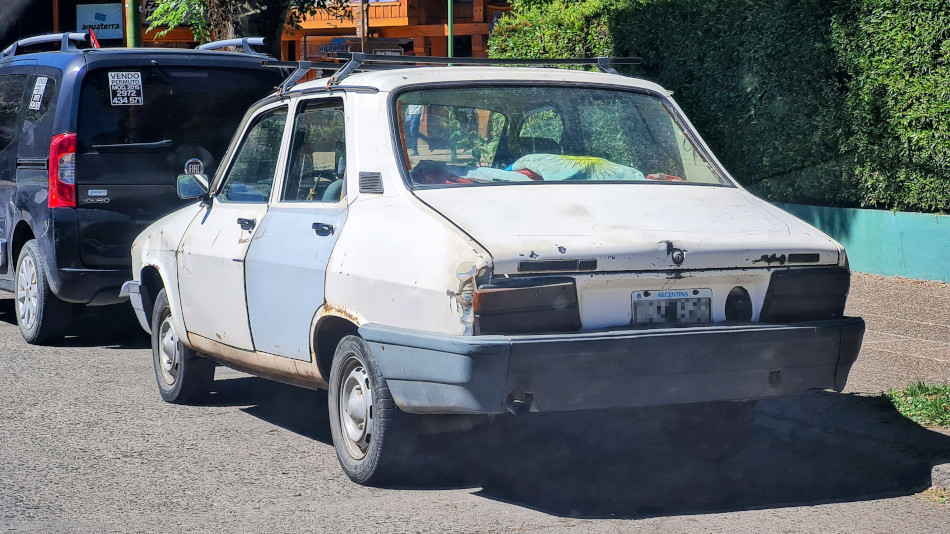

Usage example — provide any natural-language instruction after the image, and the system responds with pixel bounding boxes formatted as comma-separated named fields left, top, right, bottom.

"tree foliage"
left=490, top=0, right=950, bottom=213
left=148, top=0, right=349, bottom=55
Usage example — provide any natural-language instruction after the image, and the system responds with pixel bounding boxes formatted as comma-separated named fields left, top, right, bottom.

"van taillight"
left=49, top=133, right=77, bottom=208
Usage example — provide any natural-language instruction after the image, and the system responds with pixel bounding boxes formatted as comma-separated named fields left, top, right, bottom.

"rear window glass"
left=77, top=66, right=279, bottom=158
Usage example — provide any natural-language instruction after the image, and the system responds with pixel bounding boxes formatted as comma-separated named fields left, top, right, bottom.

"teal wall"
left=776, top=203, right=950, bottom=282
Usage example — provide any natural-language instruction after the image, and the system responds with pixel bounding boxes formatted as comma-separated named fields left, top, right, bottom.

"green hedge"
left=488, top=0, right=950, bottom=213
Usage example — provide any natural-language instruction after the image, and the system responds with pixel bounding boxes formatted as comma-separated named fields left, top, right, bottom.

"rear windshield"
left=77, top=66, right=279, bottom=167
left=395, top=86, right=729, bottom=188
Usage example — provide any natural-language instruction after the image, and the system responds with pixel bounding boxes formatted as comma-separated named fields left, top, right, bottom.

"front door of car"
left=244, top=98, right=348, bottom=360
left=177, top=104, right=289, bottom=350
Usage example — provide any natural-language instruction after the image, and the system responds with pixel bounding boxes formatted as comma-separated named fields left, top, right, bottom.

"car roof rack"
left=197, top=37, right=269, bottom=56
left=262, top=53, right=643, bottom=92
left=1, top=32, right=92, bottom=59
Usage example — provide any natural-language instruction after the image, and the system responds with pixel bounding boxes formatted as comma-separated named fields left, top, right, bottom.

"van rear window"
left=77, top=66, right=279, bottom=158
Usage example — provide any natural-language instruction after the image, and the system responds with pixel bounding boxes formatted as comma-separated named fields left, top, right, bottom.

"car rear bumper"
left=49, top=267, right=131, bottom=305
left=359, top=317, right=865, bottom=415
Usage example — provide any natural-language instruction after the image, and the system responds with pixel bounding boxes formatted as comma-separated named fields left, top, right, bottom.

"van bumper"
left=358, top=318, right=865, bottom=415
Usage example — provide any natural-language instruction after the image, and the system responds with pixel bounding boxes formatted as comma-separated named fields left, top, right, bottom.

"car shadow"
left=0, top=297, right=149, bottom=348
left=467, top=392, right=950, bottom=518
left=200, top=373, right=950, bottom=517
left=205, top=375, right=333, bottom=446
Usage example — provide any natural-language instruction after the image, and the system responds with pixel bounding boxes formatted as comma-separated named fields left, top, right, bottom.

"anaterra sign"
left=76, top=3, right=124, bottom=40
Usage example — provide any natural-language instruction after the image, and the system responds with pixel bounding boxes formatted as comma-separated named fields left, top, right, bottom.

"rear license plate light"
left=632, top=289, right=712, bottom=325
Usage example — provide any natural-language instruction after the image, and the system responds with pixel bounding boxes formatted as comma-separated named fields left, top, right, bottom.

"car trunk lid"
left=415, top=184, right=840, bottom=274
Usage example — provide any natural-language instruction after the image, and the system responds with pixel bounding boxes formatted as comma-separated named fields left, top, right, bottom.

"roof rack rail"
left=197, top=37, right=268, bottom=55
left=262, top=54, right=643, bottom=91
left=1, top=32, right=91, bottom=59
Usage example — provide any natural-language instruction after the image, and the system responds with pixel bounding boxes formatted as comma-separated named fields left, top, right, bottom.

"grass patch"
left=920, top=487, right=949, bottom=505
left=886, top=382, right=950, bottom=428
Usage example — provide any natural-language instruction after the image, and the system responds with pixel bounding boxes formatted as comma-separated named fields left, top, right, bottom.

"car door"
left=177, top=103, right=290, bottom=350
left=244, top=97, right=348, bottom=360
left=0, top=62, right=34, bottom=276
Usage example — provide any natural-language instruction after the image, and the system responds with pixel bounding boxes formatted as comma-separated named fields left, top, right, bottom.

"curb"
left=932, top=463, right=950, bottom=490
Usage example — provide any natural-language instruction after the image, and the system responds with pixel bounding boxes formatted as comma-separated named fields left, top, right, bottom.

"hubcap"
left=15, top=255, right=39, bottom=331
left=157, top=315, right=181, bottom=386
left=338, top=356, right=373, bottom=460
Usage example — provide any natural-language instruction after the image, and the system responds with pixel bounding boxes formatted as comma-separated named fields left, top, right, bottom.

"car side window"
left=0, top=74, right=30, bottom=154
left=218, top=107, right=287, bottom=203
left=281, top=99, right=345, bottom=202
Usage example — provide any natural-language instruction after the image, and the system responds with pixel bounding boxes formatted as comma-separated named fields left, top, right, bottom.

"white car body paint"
left=177, top=200, right=268, bottom=349
left=127, top=65, right=854, bottom=390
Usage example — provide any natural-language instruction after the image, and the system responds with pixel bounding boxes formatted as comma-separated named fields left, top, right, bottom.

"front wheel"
left=151, top=288, right=214, bottom=404
left=15, top=239, right=71, bottom=344
left=328, top=335, right=414, bottom=485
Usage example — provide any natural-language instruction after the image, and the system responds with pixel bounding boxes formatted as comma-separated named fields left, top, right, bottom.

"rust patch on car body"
left=323, top=302, right=362, bottom=326
left=189, top=333, right=327, bottom=389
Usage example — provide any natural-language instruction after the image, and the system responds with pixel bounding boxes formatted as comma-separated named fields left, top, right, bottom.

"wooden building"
left=1, top=1, right=511, bottom=59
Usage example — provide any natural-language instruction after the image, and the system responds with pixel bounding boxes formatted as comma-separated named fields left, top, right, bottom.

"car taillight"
left=49, top=133, right=77, bottom=208
left=760, top=267, right=850, bottom=323
left=473, top=278, right=581, bottom=335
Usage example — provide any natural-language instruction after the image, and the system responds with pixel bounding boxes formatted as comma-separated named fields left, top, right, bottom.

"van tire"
left=14, top=239, right=71, bottom=344
left=151, top=289, right=214, bottom=404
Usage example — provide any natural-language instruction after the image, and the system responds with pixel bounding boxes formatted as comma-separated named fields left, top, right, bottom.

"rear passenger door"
left=244, top=97, right=348, bottom=360
left=0, top=62, right=34, bottom=277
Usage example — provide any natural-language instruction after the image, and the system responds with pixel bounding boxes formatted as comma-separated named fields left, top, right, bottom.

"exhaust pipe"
left=506, top=390, right=534, bottom=417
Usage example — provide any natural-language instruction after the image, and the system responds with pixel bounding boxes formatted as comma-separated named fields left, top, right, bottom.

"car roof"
left=0, top=47, right=273, bottom=71
left=291, top=66, right=671, bottom=95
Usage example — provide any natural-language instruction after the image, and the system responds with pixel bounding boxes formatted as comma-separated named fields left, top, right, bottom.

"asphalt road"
left=1, top=273, right=948, bottom=532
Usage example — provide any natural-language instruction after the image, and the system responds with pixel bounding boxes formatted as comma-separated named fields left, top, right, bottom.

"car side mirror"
left=177, top=173, right=210, bottom=200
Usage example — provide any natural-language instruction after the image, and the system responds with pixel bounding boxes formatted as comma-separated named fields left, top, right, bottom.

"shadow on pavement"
left=207, top=375, right=333, bottom=446
left=468, top=392, right=950, bottom=518
left=197, top=372, right=950, bottom=518
left=0, top=297, right=148, bottom=348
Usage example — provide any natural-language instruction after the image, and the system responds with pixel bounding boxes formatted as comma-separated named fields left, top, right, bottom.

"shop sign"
left=77, top=3, right=124, bottom=40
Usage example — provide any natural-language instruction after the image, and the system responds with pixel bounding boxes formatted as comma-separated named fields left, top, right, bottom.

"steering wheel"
left=300, top=170, right=339, bottom=201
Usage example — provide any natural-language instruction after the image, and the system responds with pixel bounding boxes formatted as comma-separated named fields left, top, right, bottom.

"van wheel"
left=151, top=288, right=214, bottom=404
left=329, top=335, right=414, bottom=485
left=15, top=239, right=71, bottom=344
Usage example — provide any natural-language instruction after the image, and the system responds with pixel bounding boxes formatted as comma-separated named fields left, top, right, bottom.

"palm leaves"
left=556, top=155, right=613, bottom=179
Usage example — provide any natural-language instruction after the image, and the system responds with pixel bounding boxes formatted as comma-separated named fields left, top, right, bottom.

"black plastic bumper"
left=359, top=317, right=865, bottom=415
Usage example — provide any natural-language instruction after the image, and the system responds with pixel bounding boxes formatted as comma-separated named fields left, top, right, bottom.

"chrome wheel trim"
left=338, top=356, right=373, bottom=460
left=15, top=255, right=39, bottom=331
left=157, top=314, right=181, bottom=387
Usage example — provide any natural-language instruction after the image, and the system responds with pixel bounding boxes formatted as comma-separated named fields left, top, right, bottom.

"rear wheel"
left=15, top=239, right=71, bottom=344
left=328, top=335, right=414, bottom=485
left=151, top=288, right=214, bottom=404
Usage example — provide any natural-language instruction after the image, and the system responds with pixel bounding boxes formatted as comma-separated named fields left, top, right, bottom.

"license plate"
left=632, top=289, right=712, bottom=324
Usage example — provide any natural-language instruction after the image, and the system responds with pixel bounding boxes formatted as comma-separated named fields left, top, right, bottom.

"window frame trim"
left=276, top=95, right=347, bottom=205
left=213, top=101, right=292, bottom=205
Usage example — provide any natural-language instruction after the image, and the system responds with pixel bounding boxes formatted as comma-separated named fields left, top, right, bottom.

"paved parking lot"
left=0, top=273, right=948, bottom=532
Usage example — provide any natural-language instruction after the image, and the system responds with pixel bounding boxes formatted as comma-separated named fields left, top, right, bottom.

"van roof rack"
left=262, top=53, right=642, bottom=92
left=197, top=37, right=269, bottom=55
left=1, top=32, right=92, bottom=59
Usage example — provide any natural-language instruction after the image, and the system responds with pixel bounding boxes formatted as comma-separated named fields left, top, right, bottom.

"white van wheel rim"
left=16, top=255, right=38, bottom=330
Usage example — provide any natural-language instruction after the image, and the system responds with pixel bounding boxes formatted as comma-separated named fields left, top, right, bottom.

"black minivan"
left=0, top=33, right=284, bottom=343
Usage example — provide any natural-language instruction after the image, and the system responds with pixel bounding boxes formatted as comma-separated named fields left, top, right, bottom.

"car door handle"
left=237, top=218, right=256, bottom=231
left=312, top=222, right=334, bottom=236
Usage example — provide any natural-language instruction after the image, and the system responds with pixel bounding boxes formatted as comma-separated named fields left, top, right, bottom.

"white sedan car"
left=123, top=59, right=864, bottom=485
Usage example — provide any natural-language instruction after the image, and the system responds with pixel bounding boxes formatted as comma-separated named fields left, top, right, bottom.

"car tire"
left=151, top=288, right=214, bottom=404
left=14, top=239, right=71, bottom=344
left=328, top=335, right=414, bottom=485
